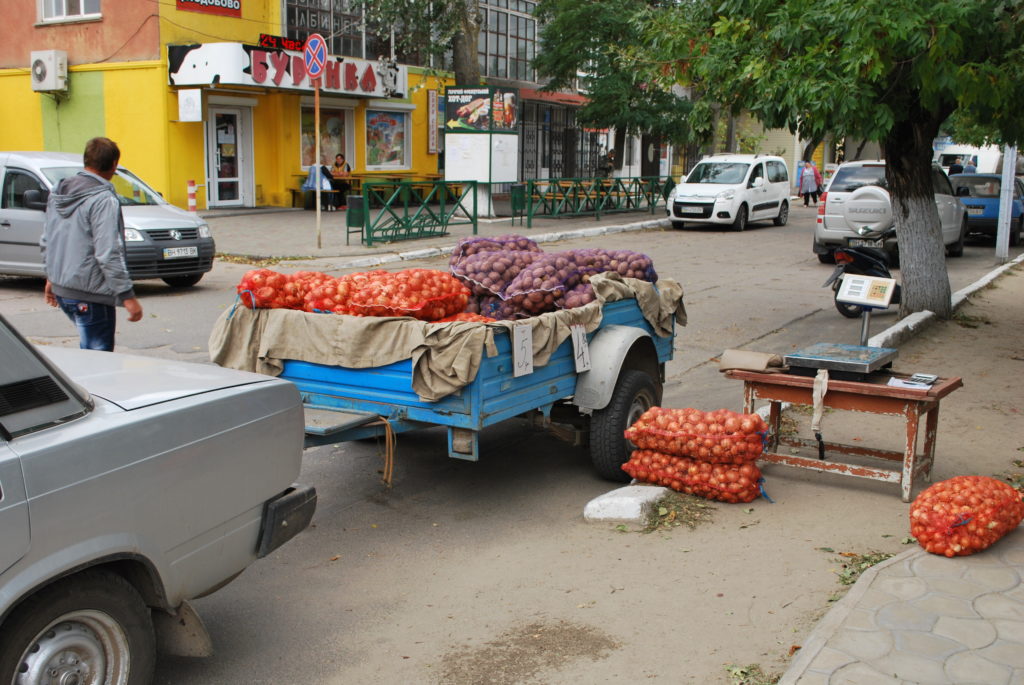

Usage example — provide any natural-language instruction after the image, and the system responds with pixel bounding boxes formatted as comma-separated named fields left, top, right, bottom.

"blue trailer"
left=281, top=297, right=676, bottom=481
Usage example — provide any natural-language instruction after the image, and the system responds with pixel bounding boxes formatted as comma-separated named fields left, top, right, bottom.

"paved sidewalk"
left=199, top=205, right=670, bottom=268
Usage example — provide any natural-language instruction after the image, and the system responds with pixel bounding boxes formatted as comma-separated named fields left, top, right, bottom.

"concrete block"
left=583, top=484, right=668, bottom=523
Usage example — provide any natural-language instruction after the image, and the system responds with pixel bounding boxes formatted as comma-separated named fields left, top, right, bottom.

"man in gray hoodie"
left=40, top=137, right=143, bottom=351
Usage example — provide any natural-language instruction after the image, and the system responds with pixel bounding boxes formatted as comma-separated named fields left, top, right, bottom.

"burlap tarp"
left=209, top=272, right=686, bottom=402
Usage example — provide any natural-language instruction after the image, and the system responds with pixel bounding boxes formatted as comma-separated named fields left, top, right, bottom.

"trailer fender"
left=573, top=325, right=654, bottom=411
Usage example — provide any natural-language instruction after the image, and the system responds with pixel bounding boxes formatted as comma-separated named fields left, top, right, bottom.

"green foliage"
left=533, top=0, right=697, bottom=144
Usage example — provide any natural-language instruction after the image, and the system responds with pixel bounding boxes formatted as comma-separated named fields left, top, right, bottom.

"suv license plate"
left=163, top=246, right=199, bottom=259
left=847, top=238, right=883, bottom=248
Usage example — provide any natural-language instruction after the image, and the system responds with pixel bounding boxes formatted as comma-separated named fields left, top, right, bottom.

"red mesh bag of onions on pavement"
left=622, top=450, right=762, bottom=504
left=909, top=475, right=1024, bottom=557
left=624, top=407, right=767, bottom=464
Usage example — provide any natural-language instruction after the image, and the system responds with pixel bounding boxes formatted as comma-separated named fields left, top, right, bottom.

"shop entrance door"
left=206, top=106, right=252, bottom=207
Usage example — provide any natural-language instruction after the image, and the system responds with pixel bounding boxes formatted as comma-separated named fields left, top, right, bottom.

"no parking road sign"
left=303, top=33, right=327, bottom=79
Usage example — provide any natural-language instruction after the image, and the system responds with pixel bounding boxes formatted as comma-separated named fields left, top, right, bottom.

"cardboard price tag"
left=513, top=322, right=534, bottom=377
left=570, top=324, right=591, bottom=372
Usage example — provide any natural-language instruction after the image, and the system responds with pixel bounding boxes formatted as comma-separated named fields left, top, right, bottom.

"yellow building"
left=0, top=0, right=451, bottom=210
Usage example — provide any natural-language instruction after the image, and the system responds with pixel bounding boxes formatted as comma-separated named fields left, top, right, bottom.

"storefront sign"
left=445, top=86, right=518, bottom=133
left=427, top=90, right=438, bottom=154
left=176, top=0, right=241, bottom=18
left=257, top=34, right=304, bottom=51
left=168, top=43, right=407, bottom=99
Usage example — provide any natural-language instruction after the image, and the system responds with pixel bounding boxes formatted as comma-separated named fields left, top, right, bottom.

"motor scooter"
left=822, top=227, right=902, bottom=318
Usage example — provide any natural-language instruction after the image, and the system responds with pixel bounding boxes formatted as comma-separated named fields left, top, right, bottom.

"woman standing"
left=799, top=161, right=823, bottom=206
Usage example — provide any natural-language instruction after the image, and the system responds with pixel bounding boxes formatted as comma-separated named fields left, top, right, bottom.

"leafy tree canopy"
left=533, top=0, right=696, bottom=144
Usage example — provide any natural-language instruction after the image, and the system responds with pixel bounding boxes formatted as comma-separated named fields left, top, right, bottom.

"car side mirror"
left=22, top=189, right=49, bottom=211
left=955, top=186, right=970, bottom=197
left=751, top=177, right=765, bottom=188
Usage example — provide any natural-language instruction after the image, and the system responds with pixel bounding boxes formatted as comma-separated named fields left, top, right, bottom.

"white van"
left=666, top=153, right=791, bottom=231
left=933, top=144, right=1002, bottom=174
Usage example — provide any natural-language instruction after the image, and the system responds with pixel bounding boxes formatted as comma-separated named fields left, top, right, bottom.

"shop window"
left=301, top=106, right=348, bottom=167
left=41, top=0, right=100, bottom=22
left=366, top=110, right=409, bottom=169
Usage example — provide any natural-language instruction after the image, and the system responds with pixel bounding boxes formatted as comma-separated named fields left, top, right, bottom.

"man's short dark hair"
left=84, top=137, right=120, bottom=173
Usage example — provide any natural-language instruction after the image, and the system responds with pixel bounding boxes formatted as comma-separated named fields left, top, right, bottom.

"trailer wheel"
left=0, top=570, right=155, bottom=685
left=589, top=369, right=661, bottom=482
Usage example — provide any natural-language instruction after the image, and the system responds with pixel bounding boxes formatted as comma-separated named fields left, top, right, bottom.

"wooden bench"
left=291, top=188, right=340, bottom=210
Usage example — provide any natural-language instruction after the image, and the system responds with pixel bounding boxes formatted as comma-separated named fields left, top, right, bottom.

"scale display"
left=837, top=275, right=897, bottom=308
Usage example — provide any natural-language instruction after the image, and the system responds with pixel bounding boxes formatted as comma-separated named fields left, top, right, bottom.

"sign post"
left=304, top=33, right=327, bottom=248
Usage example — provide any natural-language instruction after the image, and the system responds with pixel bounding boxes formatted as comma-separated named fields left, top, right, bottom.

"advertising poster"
left=366, top=110, right=407, bottom=168
left=490, top=88, right=517, bottom=131
left=444, top=87, right=519, bottom=133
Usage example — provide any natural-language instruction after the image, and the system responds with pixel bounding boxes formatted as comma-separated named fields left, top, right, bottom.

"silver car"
left=0, top=151, right=215, bottom=287
left=0, top=314, right=315, bottom=684
left=812, top=159, right=969, bottom=263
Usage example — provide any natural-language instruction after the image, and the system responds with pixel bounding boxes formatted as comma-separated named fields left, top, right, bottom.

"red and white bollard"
left=187, top=180, right=197, bottom=212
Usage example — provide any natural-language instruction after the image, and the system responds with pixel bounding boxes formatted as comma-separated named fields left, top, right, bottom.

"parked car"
left=812, top=160, right=969, bottom=263
left=0, top=151, right=215, bottom=287
left=949, top=173, right=1023, bottom=246
left=0, top=313, right=315, bottom=684
left=666, top=153, right=790, bottom=231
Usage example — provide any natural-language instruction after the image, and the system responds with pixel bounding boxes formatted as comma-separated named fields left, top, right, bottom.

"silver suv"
left=813, top=160, right=969, bottom=263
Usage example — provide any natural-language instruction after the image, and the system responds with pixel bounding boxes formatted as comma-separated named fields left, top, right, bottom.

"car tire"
left=946, top=217, right=967, bottom=258
left=817, top=252, right=835, bottom=264
left=670, top=220, right=686, bottom=230
left=590, top=369, right=661, bottom=482
left=1012, top=216, right=1022, bottom=247
left=163, top=274, right=203, bottom=288
left=732, top=205, right=748, bottom=231
left=773, top=201, right=789, bottom=226
left=0, top=570, right=156, bottom=685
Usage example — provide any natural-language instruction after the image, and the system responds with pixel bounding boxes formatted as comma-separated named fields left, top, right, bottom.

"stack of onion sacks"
left=909, top=475, right=1024, bottom=557
left=621, top=407, right=768, bottom=503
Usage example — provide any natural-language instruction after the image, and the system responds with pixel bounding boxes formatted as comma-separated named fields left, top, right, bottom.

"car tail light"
left=816, top=192, right=827, bottom=224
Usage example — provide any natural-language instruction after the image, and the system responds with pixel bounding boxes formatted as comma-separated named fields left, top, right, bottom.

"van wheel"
left=946, top=217, right=967, bottom=258
left=773, top=201, right=789, bottom=226
left=163, top=274, right=203, bottom=288
left=671, top=220, right=686, bottom=230
left=0, top=570, right=156, bottom=685
left=590, top=370, right=661, bottom=482
left=732, top=205, right=748, bottom=231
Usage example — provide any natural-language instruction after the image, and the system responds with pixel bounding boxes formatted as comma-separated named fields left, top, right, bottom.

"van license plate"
left=847, top=238, right=883, bottom=248
left=163, top=246, right=198, bottom=259
left=967, top=207, right=983, bottom=216
left=678, top=206, right=704, bottom=214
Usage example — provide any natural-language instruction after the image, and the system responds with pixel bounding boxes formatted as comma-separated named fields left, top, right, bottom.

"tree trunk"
left=452, top=0, right=481, bottom=85
left=802, top=136, right=822, bottom=162
left=883, top=115, right=952, bottom=319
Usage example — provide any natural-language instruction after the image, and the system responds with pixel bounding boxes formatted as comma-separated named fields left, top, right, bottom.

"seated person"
left=330, top=154, right=352, bottom=209
left=301, top=164, right=336, bottom=210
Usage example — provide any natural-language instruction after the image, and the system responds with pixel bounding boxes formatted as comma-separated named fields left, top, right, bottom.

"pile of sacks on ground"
left=622, top=407, right=768, bottom=503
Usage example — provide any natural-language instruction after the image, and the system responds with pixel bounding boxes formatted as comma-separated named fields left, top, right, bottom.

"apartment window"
left=479, top=1, right=536, bottom=82
left=41, top=0, right=100, bottom=21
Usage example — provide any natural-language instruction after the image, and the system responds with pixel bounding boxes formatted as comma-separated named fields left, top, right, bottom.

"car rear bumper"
left=125, top=239, right=216, bottom=280
left=256, top=484, right=317, bottom=558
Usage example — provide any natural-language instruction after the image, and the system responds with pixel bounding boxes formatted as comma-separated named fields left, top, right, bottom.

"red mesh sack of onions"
left=622, top=450, right=762, bottom=504
left=451, top=250, right=541, bottom=297
left=237, top=268, right=292, bottom=309
left=346, top=268, right=470, bottom=321
left=431, top=312, right=497, bottom=323
left=301, top=270, right=387, bottom=314
left=624, top=407, right=767, bottom=464
left=448, top=234, right=541, bottom=270
left=909, top=476, right=1024, bottom=557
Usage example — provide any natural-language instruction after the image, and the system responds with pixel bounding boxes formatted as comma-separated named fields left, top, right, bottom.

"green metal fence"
left=354, top=180, right=478, bottom=247
left=523, top=176, right=674, bottom=228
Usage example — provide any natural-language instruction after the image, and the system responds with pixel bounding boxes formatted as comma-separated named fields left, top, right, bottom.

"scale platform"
left=784, top=343, right=898, bottom=381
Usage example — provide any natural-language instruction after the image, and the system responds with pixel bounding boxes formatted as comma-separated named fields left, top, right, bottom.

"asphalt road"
left=0, top=206, right=1018, bottom=684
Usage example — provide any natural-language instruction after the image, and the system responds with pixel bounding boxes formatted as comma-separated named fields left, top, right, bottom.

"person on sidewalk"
left=330, top=153, right=352, bottom=210
left=798, top=161, right=823, bottom=206
left=40, top=136, right=143, bottom=351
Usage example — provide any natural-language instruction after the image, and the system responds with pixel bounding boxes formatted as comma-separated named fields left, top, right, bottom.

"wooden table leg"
left=920, top=404, right=940, bottom=484
left=901, top=401, right=923, bottom=502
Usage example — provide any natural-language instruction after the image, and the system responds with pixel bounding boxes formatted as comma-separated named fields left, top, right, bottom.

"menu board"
left=445, top=87, right=518, bottom=133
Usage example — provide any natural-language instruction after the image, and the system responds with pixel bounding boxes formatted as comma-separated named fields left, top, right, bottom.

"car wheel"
left=946, top=217, right=967, bottom=258
left=773, top=201, right=789, bottom=226
left=163, top=274, right=203, bottom=288
left=590, top=369, right=661, bottom=482
left=1012, top=216, right=1022, bottom=247
left=732, top=205, right=748, bottom=231
left=817, top=252, right=835, bottom=264
left=670, top=220, right=686, bottom=230
left=0, top=570, right=156, bottom=685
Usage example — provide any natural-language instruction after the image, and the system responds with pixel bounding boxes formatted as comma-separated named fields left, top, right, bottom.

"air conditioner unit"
left=30, top=50, right=68, bottom=92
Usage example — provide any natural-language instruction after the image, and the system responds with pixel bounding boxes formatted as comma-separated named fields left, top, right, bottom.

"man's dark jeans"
left=56, top=296, right=116, bottom=351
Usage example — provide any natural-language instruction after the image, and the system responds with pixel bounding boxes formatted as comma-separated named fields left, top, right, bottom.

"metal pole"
left=315, top=81, right=322, bottom=249
left=859, top=309, right=872, bottom=347
left=995, top=145, right=1016, bottom=264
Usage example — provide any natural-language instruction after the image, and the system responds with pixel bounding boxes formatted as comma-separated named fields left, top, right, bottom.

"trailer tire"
left=589, top=369, right=661, bottom=482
